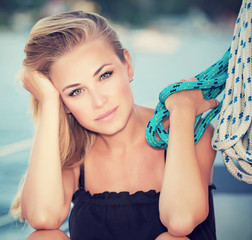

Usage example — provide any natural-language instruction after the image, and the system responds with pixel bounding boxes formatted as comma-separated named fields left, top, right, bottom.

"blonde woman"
left=11, top=11, right=218, bottom=240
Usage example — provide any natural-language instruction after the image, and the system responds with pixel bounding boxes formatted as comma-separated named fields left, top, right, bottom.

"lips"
left=95, top=107, right=118, bottom=121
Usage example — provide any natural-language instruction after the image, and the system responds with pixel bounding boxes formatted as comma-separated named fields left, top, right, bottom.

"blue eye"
left=69, top=89, right=83, bottom=96
left=100, top=71, right=113, bottom=80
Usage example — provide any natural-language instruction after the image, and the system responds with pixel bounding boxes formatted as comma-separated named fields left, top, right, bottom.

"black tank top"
left=69, top=164, right=216, bottom=240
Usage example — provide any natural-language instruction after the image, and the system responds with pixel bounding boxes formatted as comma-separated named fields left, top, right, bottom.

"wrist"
left=169, top=108, right=196, bottom=130
left=169, top=107, right=196, bottom=118
left=41, top=95, right=60, bottom=109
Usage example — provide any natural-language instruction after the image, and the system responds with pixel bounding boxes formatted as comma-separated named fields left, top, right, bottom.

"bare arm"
left=159, top=79, right=218, bottom=237
left=21, top=71, right=75, bottom=229
left=26, top=229, right=70, bottom=240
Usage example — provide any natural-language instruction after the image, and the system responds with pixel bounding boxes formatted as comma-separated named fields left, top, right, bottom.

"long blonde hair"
left=11, top=11, right=126, bottom=221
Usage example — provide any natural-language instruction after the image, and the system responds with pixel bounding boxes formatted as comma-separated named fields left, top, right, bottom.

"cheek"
left=112, top=77, right=133, bottom=100
left=62, top=98, right=91, bottom=123
left=121, top=83, right=134, bottom=104
left=71, top=103, right=90, bottom=118
left=70, top=106, right=94, bottom=130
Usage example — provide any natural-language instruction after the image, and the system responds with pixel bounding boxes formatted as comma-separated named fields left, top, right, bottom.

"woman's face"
left=50, top=38, right=134, bottom=135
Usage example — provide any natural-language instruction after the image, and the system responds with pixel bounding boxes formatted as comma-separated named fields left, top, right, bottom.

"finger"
left=188, top=76, right=198, bottom=81
left=166, top=79, right=185, bottom=87
left=208, top=99, right=219, bottom=109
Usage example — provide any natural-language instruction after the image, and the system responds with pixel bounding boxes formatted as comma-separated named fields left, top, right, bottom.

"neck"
left=95, top=105, right=146, bottom=154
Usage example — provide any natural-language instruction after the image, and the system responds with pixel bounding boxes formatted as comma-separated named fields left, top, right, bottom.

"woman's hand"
left=164, top=78, right=219, bottom=116
left=20, top=69, right=59, bottom=103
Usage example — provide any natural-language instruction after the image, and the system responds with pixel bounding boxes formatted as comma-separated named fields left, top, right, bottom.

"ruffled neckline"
left=72, top=188, right=160, bottom=205
left=85, top=189, right=159, bottom=199
left=72, top=185, right=216, bottom=204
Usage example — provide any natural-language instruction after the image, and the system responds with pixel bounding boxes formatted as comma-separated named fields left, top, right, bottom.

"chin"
left=100, top=118, right=129, bottom=136
left=102, top=124, right=126, bottom=136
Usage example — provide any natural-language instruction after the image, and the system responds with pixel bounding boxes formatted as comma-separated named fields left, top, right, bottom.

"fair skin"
left=26, top=229, right=70, bottom=240
left=22, top=37, right=218, bottom=240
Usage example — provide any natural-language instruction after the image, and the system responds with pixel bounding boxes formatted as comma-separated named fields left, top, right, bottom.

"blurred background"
left=0, top=0, right=251, bottom=239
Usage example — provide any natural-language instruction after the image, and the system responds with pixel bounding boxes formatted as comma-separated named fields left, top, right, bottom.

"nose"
left=89, top=87, right=108, bottom=109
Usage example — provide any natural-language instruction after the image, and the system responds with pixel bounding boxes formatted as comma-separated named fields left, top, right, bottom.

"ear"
left=123, top=49, right=134, bottom=81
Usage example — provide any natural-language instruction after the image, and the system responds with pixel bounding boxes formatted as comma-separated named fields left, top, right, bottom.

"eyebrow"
left=93, top=63, right=112, bottom=77
left=62, top=83, right=81, bottom=92
left=62, top=63, right=112, bottom=92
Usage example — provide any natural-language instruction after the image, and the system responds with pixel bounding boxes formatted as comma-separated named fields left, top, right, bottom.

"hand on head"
left=20, top=69, right=59, bottom=103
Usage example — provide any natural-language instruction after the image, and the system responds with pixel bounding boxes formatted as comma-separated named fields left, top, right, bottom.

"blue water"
left=0, top=18, right=251, bottom=239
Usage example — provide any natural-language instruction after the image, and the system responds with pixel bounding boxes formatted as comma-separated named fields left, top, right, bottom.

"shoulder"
left=136, top=104, right=155, bottom=116
left=138, top=104, right=172, bottom=132
left=195, top=122, right=216, bottom=185
left=195, top=122, right=216, bottom=168
left=135, top=104, right=155, bottom=125
left=135, top=104, right=170, bottom=127
left=62, top=163, right=81, bottom=193
left=196, top=122, right=215, bottom=149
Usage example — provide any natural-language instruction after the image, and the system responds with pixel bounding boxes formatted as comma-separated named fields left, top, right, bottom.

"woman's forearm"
left=159, top=108, right=208, bottom=236
left=21, top=98, right=67, bottom=228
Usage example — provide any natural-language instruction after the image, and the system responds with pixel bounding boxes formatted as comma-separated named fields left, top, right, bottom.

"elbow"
left=21, top=199, right=68, bottom=230
left=160, top=208, right=209, bottom=237
left=22, top=209, right=63, bottom=230
left=160, top=214, right=195, bottom=236
left=30, top=217, right=62, bottom=230
left=160, top=212, right=195, bottom=236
